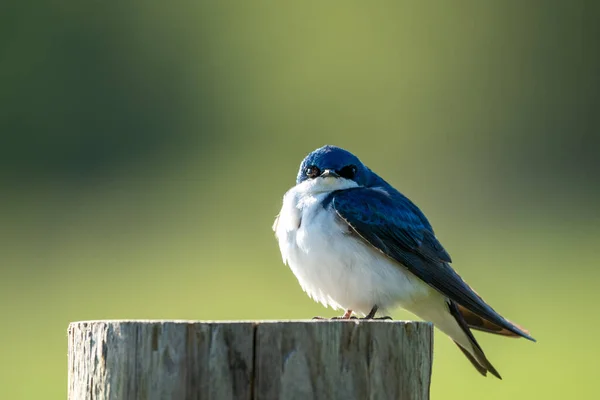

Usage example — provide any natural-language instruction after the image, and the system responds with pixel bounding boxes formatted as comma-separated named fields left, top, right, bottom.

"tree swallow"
left=273, top=145, right=535, bottom=378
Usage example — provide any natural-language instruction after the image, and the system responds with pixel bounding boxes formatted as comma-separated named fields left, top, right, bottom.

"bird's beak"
left=320, top=169, right=340, bottom=178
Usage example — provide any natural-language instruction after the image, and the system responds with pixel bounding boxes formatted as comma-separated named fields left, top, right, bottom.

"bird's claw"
left=364, top=315, right=393, bottom=320
left=312, top=315, right=393, bottom=320
left=313, top=306, right=392, bottom=321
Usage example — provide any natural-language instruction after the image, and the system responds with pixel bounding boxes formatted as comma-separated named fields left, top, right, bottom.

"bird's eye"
left=305, top=165, right=321, bottom=179
left=338, top=165, right=357, bottom=179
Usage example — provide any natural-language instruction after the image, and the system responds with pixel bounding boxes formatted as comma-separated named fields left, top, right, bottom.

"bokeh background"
left=1, top=1, right=599, bottom=399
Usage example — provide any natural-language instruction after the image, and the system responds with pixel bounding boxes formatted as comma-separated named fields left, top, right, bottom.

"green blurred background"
left=1, top=1, right=599, bottom=399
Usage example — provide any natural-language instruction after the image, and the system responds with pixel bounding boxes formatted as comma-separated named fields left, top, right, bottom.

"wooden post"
left=68, top=320, right=433, bottom=400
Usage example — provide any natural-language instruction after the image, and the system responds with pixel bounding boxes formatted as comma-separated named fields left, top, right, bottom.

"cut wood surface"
left=68, top=320, right=433, bottom=400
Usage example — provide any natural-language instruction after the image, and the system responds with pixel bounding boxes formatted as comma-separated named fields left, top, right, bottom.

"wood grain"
left=68, top=320, right=432, bottom=400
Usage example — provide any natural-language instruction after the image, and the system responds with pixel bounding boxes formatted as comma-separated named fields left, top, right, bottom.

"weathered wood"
left=254, top=321, right=433, bottom=400
left=68, top=320, right=433, bottom=400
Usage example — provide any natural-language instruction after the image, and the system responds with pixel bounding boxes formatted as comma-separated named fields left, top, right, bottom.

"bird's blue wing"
left=330, top=187, right=535, bottom=341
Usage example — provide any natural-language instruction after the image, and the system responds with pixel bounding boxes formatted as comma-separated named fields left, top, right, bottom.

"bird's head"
left=296, top=145, right=374, bottom=192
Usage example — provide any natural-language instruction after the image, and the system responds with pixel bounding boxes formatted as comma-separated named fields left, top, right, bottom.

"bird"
left=273, top=145, right=535, bottom=379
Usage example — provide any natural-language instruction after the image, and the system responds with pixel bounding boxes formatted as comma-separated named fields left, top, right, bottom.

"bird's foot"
left=312, top=307, right=393, bottom=320
left=361, top=305, right=394, bottom=320
left=313, top=315, right=392, bottom=320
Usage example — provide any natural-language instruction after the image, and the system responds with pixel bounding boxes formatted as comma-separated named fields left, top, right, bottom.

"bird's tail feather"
left=447, top=300, right=502, bottom=379
left=407, top=292, right=502, bottom=378
left=454, top=341, right=489, bottom=377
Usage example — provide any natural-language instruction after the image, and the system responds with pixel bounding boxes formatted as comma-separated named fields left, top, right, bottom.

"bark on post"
left=68, top=320, right=433, bottom=400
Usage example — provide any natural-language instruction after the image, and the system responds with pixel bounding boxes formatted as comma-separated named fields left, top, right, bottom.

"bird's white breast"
left=273, top=179, right=432, bottom=316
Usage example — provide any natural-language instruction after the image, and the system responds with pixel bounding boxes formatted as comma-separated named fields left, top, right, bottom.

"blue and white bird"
left=273, top=145, right=535, bottom=378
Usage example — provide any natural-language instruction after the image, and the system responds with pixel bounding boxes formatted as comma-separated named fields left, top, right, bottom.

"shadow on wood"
left=68, top=320, right=433, bottom=400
